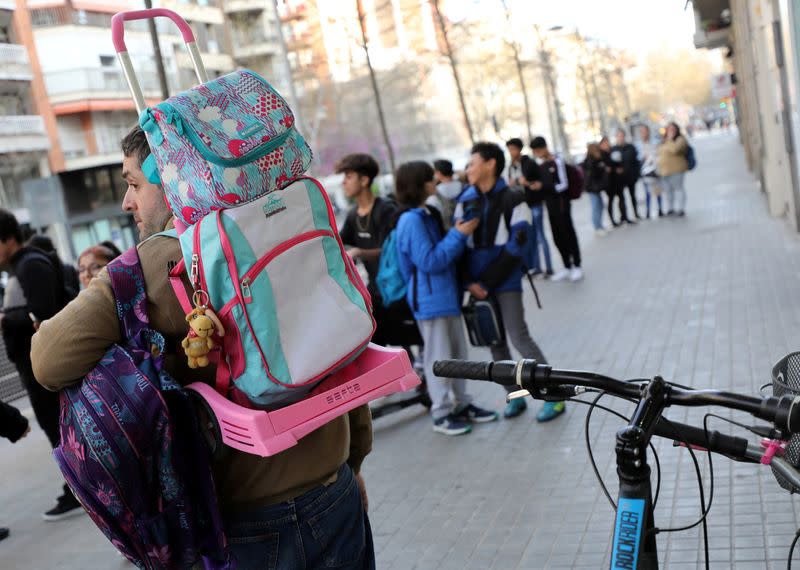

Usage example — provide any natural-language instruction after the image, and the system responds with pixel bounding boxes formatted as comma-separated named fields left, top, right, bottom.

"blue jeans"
left=588, top=192, right=604, bottom=230
left=529, top=204, right=553, bottom=272
left=225, top=465, right=375, bottom=570
left=661, top=173, right=686, bottom=213
left=641, top=177, right=663, bottom=216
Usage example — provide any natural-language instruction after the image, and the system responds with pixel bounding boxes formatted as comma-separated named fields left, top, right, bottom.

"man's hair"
left=334, top=153, right=380, bottom=186
left=27, top=234, right=55, bottom=253
left=530, top=136, right=548, bottom=150
left=471, top=142, right=505, bottom=177
left=395, top=161, right=434, bottom=208
left=505, top=138, right=524, bottom=150
left=120, top=125, right=151, bottom=167
left=0, top=209, right=22, bottom=243
left=433, top=159, right=453, bottom=178
left=616, top=128, right=627, bottom=138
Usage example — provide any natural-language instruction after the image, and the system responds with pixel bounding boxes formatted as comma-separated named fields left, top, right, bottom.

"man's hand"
left=355, top=472, right=368, bottom=512
left=455, top=218, right=479, bottom=236
left=348, top=247, right=363, bottom=261
left=530, top=181, right=543, bottom=191
left=21, top=425, right=30, bottom=439
left=468, top=283, right=489, bottom=300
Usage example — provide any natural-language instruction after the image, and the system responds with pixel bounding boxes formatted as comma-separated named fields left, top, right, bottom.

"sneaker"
left=527, top=268, right=543, bottom=279
left=677, top=211, right=685, bottom=217
left=433, top=414, right=472, bottom=435
left=0, top=528, right=8, bottom=542
left=550, top=269, right=571, bottom=282
left=536, top=401, right=566, bottom=423
left=454, top=403, right=498, bottom=424
left=544, top=269, right=554, bottom=279
left=569, top=267, right=584, bottom=282
left=594, top=228, right=606, bottom=237
left=43, top=493, right=83, bottom=522
left=503, top=397, right=528, bottom=419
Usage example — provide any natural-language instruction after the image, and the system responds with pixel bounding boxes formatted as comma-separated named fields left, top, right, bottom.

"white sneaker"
left=551, top=269, right=571, bottom=282
left=569, top=267, right=584, bottom=281
left=594, top=228, right=609, bottom=237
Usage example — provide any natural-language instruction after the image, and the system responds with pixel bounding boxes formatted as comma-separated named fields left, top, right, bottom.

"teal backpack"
left=376, top=229, right=406, bottom=306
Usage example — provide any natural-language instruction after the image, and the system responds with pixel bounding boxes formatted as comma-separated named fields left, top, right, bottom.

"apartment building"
left=0, top=0, right=49, bottom=221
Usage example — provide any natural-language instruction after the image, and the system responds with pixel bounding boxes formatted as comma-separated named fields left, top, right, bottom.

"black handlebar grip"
left=432, top=360, right=492, bottom=381
left=653, top=418, right=749, bottom=459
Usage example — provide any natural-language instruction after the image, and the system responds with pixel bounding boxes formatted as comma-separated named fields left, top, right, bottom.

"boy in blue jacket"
left=455, top=142, right=565, bottom=422
left=394, top=161, right=498, bottom=435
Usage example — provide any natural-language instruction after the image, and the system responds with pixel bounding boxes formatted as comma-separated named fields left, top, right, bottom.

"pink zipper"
left=192, top=217, right=210, bottom=300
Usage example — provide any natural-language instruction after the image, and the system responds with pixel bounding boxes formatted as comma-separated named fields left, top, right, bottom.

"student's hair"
left=599, top=136, right=610, bottom=147
left=433, top=159, right=453, bottom=178
left=79, top=244, right=118, bottom=265
left=470, top=142, right=505, bottom=177
left=616, top=128, right=626, bottom=138
left=505, top=138, right=524, bottom=150
left=334, top=153, right=380, bottom=186
left=530, top=136, right=548, bottom=150
left=120, top=126, right=151, bottom=168
left=395, top=161, right=434, bottom=207
left=587, top=143, right=602, bottom=160
left=0, top=209, right=22, bottom=243
left=99, top=240, right=122, bottom=258
left=27, top=234, right=55, bottom=253
left=668, top=122, right=682, bottom=137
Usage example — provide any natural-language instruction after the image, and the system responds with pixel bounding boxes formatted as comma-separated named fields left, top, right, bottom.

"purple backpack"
left=53, top=246, right=233, bottom=570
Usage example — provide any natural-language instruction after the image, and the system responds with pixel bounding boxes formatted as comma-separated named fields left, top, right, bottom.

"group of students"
left=582, top=122, right=694, bottom=233
left=0, top=225, right=122, bottom=531
left=337, top=141, right=569, bottom=436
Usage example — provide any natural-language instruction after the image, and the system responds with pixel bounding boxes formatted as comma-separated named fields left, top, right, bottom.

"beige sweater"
left=31, top=223, right=372, bottom=512
left=657, top=136, right=689, bottom=177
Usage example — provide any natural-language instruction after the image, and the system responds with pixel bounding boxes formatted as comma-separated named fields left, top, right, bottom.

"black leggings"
left=621, top=180, right=640, bottom=218
left=546, top=194, right=581, bottom=269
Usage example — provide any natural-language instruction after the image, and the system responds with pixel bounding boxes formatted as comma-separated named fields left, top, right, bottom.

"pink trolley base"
left=186, top=344, right=420, bottom=457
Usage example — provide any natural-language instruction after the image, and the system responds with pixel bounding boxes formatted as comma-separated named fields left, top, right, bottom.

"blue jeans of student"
left=588, top=192, right=604, bottom=230
left=529, top=204, right=553, bottom=273
left=225, top=465, right=375, bottom=570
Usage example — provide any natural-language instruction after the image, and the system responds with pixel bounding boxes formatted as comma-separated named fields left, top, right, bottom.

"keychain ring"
left=193, top=290, right=209, bottom=308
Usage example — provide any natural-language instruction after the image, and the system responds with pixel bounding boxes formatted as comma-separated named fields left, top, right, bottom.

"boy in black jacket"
left=0, top=400, right=29, bottom=541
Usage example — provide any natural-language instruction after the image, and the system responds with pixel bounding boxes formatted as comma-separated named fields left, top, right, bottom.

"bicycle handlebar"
left=432, top=359, right=800, bottom=434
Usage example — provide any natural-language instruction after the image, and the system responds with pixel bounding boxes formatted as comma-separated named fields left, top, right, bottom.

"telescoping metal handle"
left=111, top=8, right=209, bottom=114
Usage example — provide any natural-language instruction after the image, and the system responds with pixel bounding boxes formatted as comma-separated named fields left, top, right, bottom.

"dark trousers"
left=18, top=357, right=70, bottom=498
left=606, top=185, right=629, bottom=224
left=546, top=193, right=581, bottom=269
left=622, top=179, right=640, bottom=218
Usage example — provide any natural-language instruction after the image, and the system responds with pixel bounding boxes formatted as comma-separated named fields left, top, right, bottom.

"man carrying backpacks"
left=456, top=142, right=565, bottom=422
left=0, top=210, right=81, bottom=521
left=32, top=127, right=376, bottom=569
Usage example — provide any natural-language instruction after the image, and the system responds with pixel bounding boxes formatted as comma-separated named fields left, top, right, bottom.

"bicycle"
left=432, top=353, right=800, bottom=570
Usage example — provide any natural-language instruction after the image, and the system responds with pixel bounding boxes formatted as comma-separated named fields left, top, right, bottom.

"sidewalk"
left=3, top=130, right=800, bottom=569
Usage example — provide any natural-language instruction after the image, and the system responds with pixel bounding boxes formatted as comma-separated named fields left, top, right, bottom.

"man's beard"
left=139, top=210, right=174, bottom=240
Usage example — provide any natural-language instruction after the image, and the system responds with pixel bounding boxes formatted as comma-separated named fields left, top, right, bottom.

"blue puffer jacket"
left=395, top=207, right=468, bottom=321
left=455, top=179, right=532, bottom=293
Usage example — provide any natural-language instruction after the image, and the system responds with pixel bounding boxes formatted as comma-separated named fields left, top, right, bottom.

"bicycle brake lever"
left=525, top=384, right=584, bottom=401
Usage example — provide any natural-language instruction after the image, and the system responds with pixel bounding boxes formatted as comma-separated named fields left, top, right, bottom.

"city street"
left=4, top=130, right=800, bottom=569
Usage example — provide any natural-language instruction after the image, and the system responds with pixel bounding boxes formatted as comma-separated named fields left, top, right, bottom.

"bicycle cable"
left=788, top=527, right=800, bottom=570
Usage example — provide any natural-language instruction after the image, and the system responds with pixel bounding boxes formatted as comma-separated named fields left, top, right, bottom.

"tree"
left=629, top=48, right=714, bottom=113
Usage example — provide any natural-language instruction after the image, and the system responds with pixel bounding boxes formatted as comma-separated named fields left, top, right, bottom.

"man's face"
left=466, top=153, right=495, bottom=187
left=342, top=171, right=369, bottom=199
left=532, top=147, right=548, bottom=160
left=638, top=126, right=649, bottom=141
left=615, top=131, right=626, bottom=145
left=507, top=145, right=521, bottom=161
left=121, top=154, right=172, bottom=240
left=433, top=170, right=444, bottom=184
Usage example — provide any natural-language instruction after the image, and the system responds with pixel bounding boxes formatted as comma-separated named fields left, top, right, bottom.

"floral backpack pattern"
left=53, top=246, right=232, bottom=570
left=139, top=69, right=313, bottom=226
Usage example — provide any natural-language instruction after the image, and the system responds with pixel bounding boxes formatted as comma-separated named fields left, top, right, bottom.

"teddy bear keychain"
left=182, top=290, right=225, bottom=369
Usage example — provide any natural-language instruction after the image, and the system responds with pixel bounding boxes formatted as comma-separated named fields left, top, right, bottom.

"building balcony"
left=231, top=28, right=280, bottom=60
left=224, top=0, right=265, bottom=14
left=0, top=0, right=15, bottom=11
left=0, top=44, right=33, bottom=81
left=44, top=67, right=161, bottom=106
left=176, top=50, right=234, bottom=72
left=0, top=115, right=50, bottom=154
left=692, top=0, right=731, bottom=49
